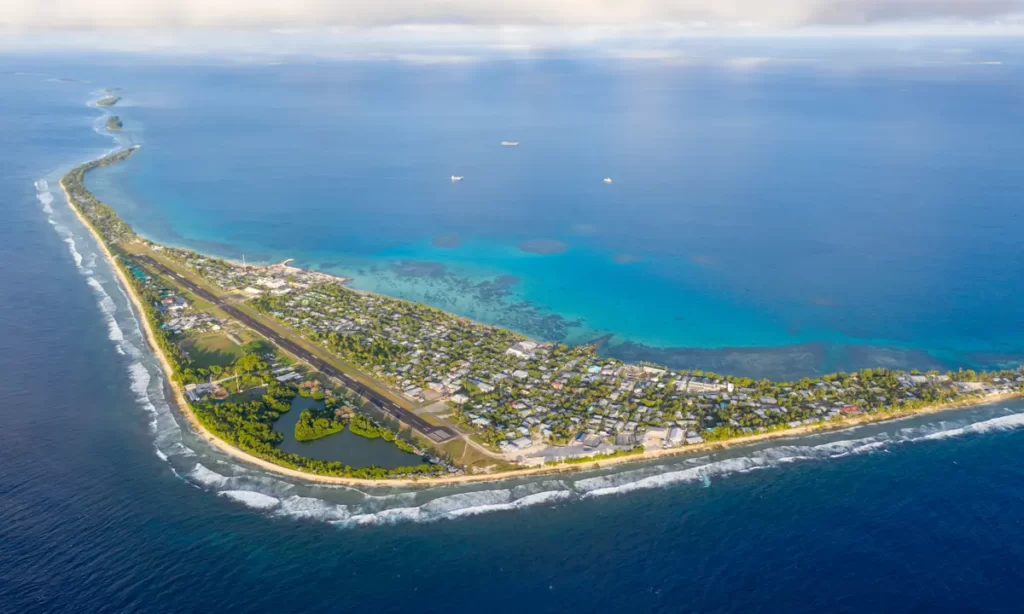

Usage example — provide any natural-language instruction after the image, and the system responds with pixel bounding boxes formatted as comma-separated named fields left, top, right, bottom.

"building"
left=511, top=436, right=533, bottom=449
left=668, top=426, right=684, bottom=445
left=677, top=377, right=734, bottom=394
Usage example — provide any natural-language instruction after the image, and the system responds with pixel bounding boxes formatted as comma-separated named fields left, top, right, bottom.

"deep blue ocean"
left=4, top=47, right=1024, bottom=612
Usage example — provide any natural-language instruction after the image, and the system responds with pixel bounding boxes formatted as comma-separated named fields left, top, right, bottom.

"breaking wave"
left=220, top=491, right=281, bottom=510
left=34, top=152, right=1024, bottom=528
left=920, top=412, right=1024, bottom=441
left=39, top=166, right=199, bottom=488
left=186, top=405, right=1024, bottom=526
left=35, top=179, right=54, bottom=214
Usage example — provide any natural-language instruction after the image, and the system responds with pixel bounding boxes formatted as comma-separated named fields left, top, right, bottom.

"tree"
left=235, top=352, right=267, bottom=374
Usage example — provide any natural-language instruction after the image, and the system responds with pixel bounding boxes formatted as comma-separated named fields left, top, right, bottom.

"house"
left=505, top=341, right=539, bottom=359
left=677, top=377, right=734, bottom=394
left=668, top=426, right=684, bottom=445
left=184, top=381, right=216, bottom=402
left=511, top=436, right=533, bottom=449
left=450, top=393, right=469, bottom=405
left=159, top=295, right=189, bottom=313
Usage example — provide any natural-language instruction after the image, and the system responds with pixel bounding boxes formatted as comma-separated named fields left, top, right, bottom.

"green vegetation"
left=96, top=95, right=121, bottom=107
left=184, top=352, right=438, bottom=478
left=349, top=415, right=419, bottom=453
left=182, top=331, right=245, bottom=369
left=294, top=408, right=345, bottom=441
left=62, top=149, right=445, bottom=480
left=61, top=147, right=137, bottom=245
left=106, top=116, right=123, bottom=130
left=250, top=282, right=524, bottom=378
left=63, top=146, right=1024, bottom=479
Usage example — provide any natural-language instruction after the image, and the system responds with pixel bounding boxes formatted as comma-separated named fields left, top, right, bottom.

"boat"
left=501, top=141, right=520, bottom=147
left=451, top=175, right=464, bottom=182
left=603, top=177, right=612, bottom=184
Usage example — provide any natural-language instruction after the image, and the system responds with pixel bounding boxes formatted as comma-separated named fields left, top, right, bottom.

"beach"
left=57, top=166, right=1024, bottom=488
left=9, top=49, right=1024, bottom=614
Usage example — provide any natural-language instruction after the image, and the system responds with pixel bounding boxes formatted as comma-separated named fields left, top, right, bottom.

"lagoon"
left=81, top=52, right=1024, bottom=378
left=7, top=50, right=1024, bottom=614
left=273, top=396, right=424, bottom=469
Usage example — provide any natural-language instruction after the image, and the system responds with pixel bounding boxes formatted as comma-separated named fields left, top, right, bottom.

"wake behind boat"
left=501, top=141, right=520, bottom=146
left=451, top=175, right=464, bottom=182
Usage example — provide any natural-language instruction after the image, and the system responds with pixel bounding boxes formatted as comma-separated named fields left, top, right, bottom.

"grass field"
left=181, top=331, right=245, bottom=369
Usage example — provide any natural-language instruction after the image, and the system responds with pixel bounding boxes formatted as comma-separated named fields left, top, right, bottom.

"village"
left=157, top=249, right=1024, bottom=467
left=151, top=244, right=347, bottom=296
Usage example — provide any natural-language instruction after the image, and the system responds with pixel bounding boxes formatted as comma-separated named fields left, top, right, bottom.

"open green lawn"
left=181, top=331, right=246, bottom=369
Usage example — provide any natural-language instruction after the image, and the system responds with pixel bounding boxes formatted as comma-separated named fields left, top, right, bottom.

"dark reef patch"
left=845, top=345, right=949, bottom=373
left=519, top=239, right=569, bottom=255
left=964, top=352, right=1024, bottom=371
left=366, top=264, right=582, bottom=342
left=390, top=260, right=448, bottom=278
left=603, top=341, right=956, bottom=382
left=475, top=275, right=520, bottom=302
left=605, top=341, right=828, bottom=381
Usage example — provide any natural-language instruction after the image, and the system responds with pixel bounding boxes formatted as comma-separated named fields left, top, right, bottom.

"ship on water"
left=603, top=177, right=612, bottom=184
left=501, top=141, right=520, bottom=146
left=451, top=175, right=464, bottom=182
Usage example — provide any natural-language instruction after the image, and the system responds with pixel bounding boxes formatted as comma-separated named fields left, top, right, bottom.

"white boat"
left=603, top=177, right=612, bottom=184
left=501, top=141, right=520, bottom=147
left=451, top=175, right=464, bottom=182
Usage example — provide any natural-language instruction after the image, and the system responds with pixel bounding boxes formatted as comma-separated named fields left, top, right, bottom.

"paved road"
left=136, top=254, right=458, bottom=443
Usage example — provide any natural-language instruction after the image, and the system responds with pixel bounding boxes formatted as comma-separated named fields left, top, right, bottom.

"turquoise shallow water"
left=76, top=52, right=1024, bottom=377
left=7, top=51, right=1024, bottom=613
left=73, top=48, right=1024, bottom=380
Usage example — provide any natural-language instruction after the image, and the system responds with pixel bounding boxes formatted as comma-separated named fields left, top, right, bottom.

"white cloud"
left=2, top=0, right=1023, bottom=29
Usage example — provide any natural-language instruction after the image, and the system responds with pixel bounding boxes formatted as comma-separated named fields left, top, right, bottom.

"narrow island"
left=57, top=96, right=1024, bottom=487
left=106, top=116, right=123, bottom=131
left=96, top=95, right=121, bottom=107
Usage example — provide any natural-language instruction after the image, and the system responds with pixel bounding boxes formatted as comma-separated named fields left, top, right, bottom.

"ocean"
left=3, top=47, right=1024, bottom=612
left=67, top=46, right=1024, bottom=380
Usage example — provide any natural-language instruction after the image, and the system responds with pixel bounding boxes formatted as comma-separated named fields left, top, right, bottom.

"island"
left=106, top=116, right=123, bottom=131
left=57, top=99, right=1024, bottom=487
left=96, top=95, right=121, bottom=107
left=294, top=408, right=346, bottom=441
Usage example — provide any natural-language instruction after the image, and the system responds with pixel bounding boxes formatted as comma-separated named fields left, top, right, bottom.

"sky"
left=1, top=1, right=1022, bottom=57
left=3, top=0, right=1023, bottom=29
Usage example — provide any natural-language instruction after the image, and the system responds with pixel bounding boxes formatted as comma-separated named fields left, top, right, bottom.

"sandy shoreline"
left=61, top=158, right=1024, bottom=490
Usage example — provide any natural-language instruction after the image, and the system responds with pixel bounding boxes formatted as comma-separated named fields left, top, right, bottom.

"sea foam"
left=220, top=490, right=282, bottom=510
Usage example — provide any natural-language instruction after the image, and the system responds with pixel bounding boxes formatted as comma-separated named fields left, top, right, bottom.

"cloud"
left=2, top=0, right=1023, bottom=29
